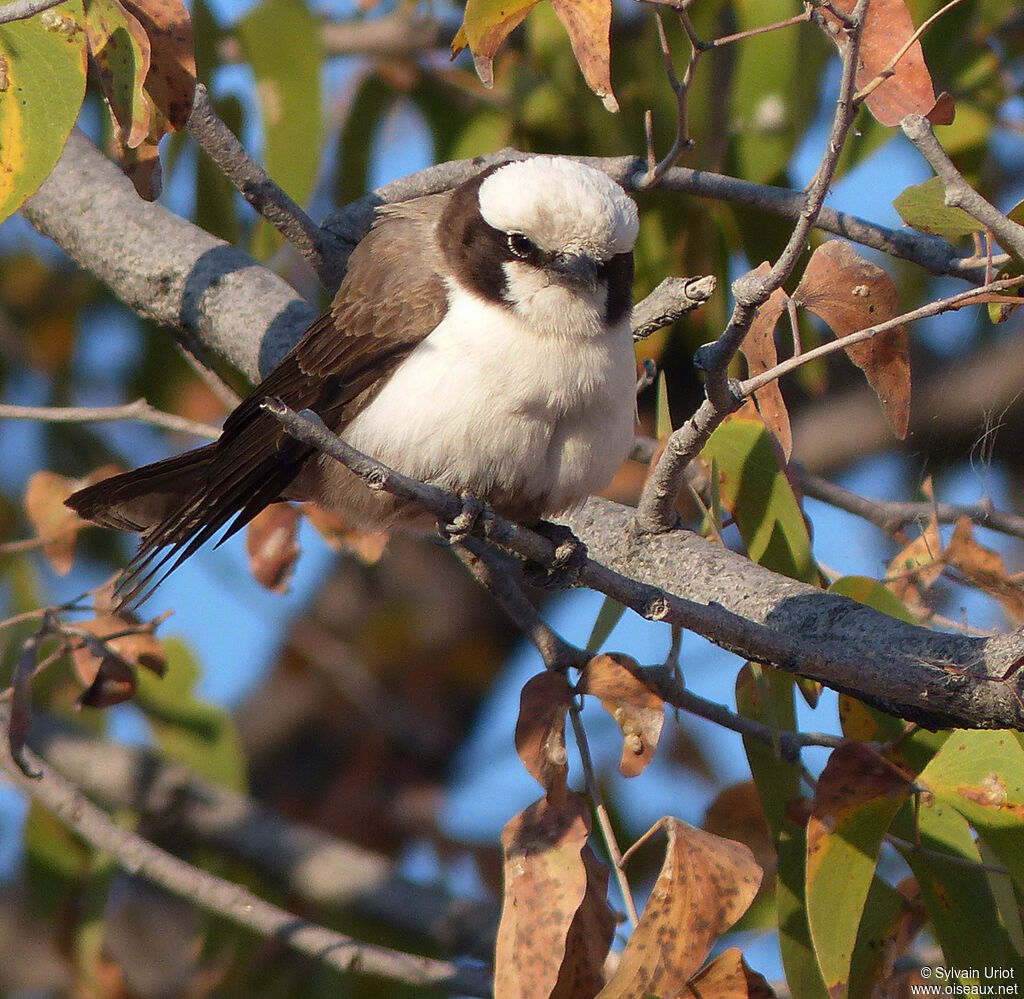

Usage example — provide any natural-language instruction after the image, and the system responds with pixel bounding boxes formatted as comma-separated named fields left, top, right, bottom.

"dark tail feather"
left=67, top=447, right=218, bottom=535
left=67, top=430, right=311, bottom=607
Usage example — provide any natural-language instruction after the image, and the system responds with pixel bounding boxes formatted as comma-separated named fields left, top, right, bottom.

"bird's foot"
left=439, top=492, right=489, bottom=544
left=523, top=521, right=588, bottom=590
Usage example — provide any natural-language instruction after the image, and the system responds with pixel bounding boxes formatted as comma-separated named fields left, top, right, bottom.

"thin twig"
left=451, top=538, right=588, bottom=671
left=0, top=0, right=66, bottom=24
left=646, top=666, right=845, bottom=756
left=568, top=705, right=640, bottom=926
left=0, top=708, right=492, bottom=996
left=634, top=0, right=871, bottom=532
left=635, top=10, right=700, bottom=188
left=737, top=274, right=1024, bottom=397
left=186, top=85, right=338, bottom=289
left=0, top=399, right=221, bottom=439
left=797, top=467, right=1024, bottom=541
left=902, top=114, right=1024, bottom=262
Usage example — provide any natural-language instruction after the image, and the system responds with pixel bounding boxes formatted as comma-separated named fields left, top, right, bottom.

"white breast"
left=338, top=280, right=637, bottom=521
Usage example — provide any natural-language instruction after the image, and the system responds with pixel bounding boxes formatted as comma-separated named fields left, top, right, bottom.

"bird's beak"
left=550, top=253, right=599, bottom=291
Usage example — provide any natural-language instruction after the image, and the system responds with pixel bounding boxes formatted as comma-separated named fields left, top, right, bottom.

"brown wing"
left=74, top=194, right=451, bottom=604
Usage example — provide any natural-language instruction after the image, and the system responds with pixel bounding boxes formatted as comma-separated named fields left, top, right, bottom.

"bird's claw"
left=439, top=492, right=488, bottom=544
left=523, top=521, right=587, bottom=589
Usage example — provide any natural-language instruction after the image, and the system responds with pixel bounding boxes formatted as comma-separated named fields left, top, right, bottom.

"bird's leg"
left=522, top=520, right=588, bottom=589
left=438, top=491, right=489, bottom=544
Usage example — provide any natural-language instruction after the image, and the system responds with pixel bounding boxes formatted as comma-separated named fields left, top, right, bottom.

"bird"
left=66, top=156, right=641, bottom=604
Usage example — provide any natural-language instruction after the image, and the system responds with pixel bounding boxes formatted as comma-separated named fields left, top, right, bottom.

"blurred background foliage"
left=2, top=0, right=1024, bottom=995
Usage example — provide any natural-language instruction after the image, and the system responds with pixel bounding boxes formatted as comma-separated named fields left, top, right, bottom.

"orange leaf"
left=703, top=782, right=776, bottom=881
left=809, top=743, right=911, bottom=835
left=550, top=0, right=616, bottom=111
left=684, top=947, right=776, bottom=999
left=886, top=477, right=940, bottom=609
left=246, top=503, right=301, bottom=593
left=597, top=818, right=762, bottom=997
left=793, top=240, right=910, bottom=438
left=515, top=672, right=574, bottom=792
left=451, top=0, right=540, bottom=88
left=945, top=517, right=1024, bottom=625
left=77, top=651, right=138, bottom=708
left=819, top=0, right=955, bottom=127
left=25, top=465, right=118, bottom=574
left=495, top=792, right=598, bottom=999
left=739, top=265, right=791, bottom=460
left=302, top=504, right=389, bottom=564
left=579, top=653, right=664, bottom=778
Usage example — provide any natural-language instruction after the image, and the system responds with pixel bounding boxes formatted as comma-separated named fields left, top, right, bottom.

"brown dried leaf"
left=703, top=782, right=776, bottom=881
left=122, top=0, right=196, bottom=130
left=495, top=792, right=594, bottom=999
left=945, top=517, right=1024, bottom=625
left=25, top=466, right=118, bottom=574
left=77, top=652, right=138, bottom=708
left=597, top=818, right=763, bottom=997
left=551, top=846, right=616, bottom=999
left=25, top=471, right=81, bottom=574
left=684, top=947, right=776, bottom=999
left=819, top=0, right=955, bottom=127
left=550, top=0, right=616, bottom=112
left=579, top=653, right=664, bottom=778
left=302, top=504, right=389, bottom=564
left=793, top=241, right=910, bottom=438
left=739, top=276, right=791, bottom=462
left=811, top=742, right=911, bottom=828
left=72, top=614, right=167, bottom=689
left=515, top=672, right=573, bottom=792
left=247, top=504, right=301, bottom=593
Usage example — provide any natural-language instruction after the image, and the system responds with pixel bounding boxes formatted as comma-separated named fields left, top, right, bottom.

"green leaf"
left=654, top=370, right=672, bottom=441
left=847, top=877, right=910, bottom=999
left=737, top=663, right=828, bottom=999
left=828, top=575, right=917, bottom=624
left=729, top=0, right=824, bottom=186
left=335, top=70, right=392, bottom=206
left=235, top=0, right=322, bottom=255
left=893, top=176, right=982, bottom=241
left=920, top=730, right=1024, bottom=891
left=0, top=0, right=88, bottom=224
left=806, top=744, right=911, bottom=998
left=83, top=0, right=151, bottom=149
left=585, top=596, right=626, bottom=654
left=891, top=794, right=1013, bottom=977
left=778, top=820, right=832, bottom=999
left=702, top=413, right=816, bottom=583
left=135, top=638, right=248, bottom=791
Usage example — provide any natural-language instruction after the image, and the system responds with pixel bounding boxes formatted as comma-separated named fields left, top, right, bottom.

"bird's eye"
left=507, top=232, right=534, bottom=259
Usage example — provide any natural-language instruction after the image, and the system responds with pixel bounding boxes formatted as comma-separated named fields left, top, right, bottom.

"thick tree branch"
left=21, top=130, right=317, bottom=383
left=18, top=709, right=498, bottom=959
left=267, top=402, right=1024, bottom=732
left=0, top=704, right=492, bottom=996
